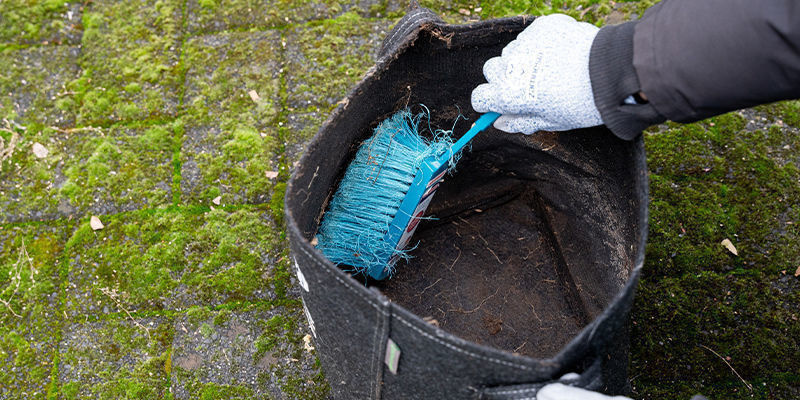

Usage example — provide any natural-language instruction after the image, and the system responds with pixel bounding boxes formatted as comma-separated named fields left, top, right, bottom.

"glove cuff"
left=589, top=20, right=665, bottom=140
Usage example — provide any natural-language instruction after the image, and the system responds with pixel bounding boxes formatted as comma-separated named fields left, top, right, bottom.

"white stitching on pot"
left=392, top=313, right=532, bottom=371
left=370, top=301, right=382, bottom=398
left=297, top=245, right=532, bottom=371
left=374, top=302, right=388, bottom=399
left=485, top=387, right=539, bottom=395
left=385, top=9, right=429, bottom=50
left=385, top=9, right=426, bottom=46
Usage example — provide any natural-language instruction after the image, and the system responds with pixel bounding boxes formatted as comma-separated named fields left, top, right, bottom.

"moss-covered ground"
left=0, top=0, right=798, bottom=398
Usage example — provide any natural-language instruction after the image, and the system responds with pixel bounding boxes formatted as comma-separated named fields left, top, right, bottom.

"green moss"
left=198, top=0, right=218, bottom=10
left=270, top=182, right=287, bottom=224
left=278, top=368, right=330, bottom=400
left=186, top=306, right=212, bottom=326
left=213, top=308, right=231, bottom=326
left=63, top=0, right=182, bottom=125
left=182, top=31, right=282, bottom=130
left=634, top=107, right=800, bottom=397
left=199, top=323, right=213, bottom=338
left=755, top=100, right=800, bottom=128
left=0, top=0, right=82, bottom=45
left=0, top=222, right=70, bottom=397
left=64, top=206, right=286, bottom=316
left=643, top=113, right=799, bottom=278
left=124, top=82, right=143, bottom=93
left=0, top=46, right=80, bottom=126
left=185, top=0, right=387, bottom=35
left=285, top=13, right=389, bottom=110
left=198, top=383, right=254, bottom=399
left=57, top=318, right=174, bottom=399
left=631, top=272, right=800, bottom=399
left=467, top=0, right=654, bottom=25
left=182, top=124, right=281, bottom=204
left=57, top=123, right=174, bottom=213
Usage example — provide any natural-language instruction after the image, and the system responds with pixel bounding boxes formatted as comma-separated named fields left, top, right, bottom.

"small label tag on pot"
left=384, top=338, right=401, bottom=374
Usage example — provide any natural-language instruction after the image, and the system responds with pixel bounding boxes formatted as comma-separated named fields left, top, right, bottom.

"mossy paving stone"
left=643, top=111, right=800, bottom=279
left=0, top=123, right=174, bottom=224
left=60, top=0, right=183, bottom=126
left=0, top=124, right=66, bottom=224
left=630, top=273, right=800, bottom=399
left=182, top=31, right=282, bottom=131
left=181, top=31, right=284, bottom=205
left=0, top=222, right=70, bottom=399
left=56, top=316, right=173, bottom=399
left=0, top=1, right=83, bottom=45
left=386, top=0, right=479, bottom=23
left=632, top=106, right=800, bottom=398
left=185, top=0, right=389, bottom=35
left=386, top=0, right=629, bottom=24
left=0, top=45, right=81, bottom=127
left=284, top=13, right=391, bottom=110
left=180, top=123, right=281, bottom=206
left=59, top=123, right=176, bottom=217
left=171, top=305, right=328, bottom=399
left=284, top=108, right=326, bottom=169
left=62, top=206, right=287, bottom=318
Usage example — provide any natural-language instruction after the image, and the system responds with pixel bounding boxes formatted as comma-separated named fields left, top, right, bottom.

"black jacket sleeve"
left=589, top=0, right=800, bottom=140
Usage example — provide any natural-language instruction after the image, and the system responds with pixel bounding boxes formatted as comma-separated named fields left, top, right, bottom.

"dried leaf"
left=303, top=334, right=314, bottom=352
left=0, top=131, right=20, bottom=161
left=212, top=196, right=221, bottom=205
left=90, top=216, right=104, bottom=231
left=264, top=170, right=278, bottom=179
left=248, top=89, right=260, bottom=102
left=794, top=266, right=800, bottom=277
left=721, top=238, right=738, bottom=256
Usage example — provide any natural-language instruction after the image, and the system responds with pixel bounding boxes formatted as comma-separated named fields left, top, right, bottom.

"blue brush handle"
left=436, top=112, right=500, bottom=165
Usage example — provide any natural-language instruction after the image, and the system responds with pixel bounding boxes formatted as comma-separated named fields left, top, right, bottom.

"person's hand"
left=471, top=14, right=603, bottom=134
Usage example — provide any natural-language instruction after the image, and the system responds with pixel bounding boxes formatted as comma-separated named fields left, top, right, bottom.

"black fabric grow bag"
left=285, top=5, right=648, bottom=399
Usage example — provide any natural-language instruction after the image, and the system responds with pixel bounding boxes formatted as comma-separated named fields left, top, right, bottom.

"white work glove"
left=538, top=383, right=632, bottom=400
left=471, top=14, right=603, bottom=134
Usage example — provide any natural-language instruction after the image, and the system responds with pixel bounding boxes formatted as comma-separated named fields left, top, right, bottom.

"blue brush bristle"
left=315, top=108, right=458, bottom=278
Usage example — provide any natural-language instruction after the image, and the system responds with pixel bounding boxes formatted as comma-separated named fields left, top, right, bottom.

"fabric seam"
left=383, top=9, right=430, bottom=53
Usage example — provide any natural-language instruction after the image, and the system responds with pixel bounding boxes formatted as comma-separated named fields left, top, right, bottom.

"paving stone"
left=63, top=206, right=288, bottom=317
left=185, top=0, right=388, bottom=34
left=0, top=123, right=174, bottom=224
left=387, top=0, right=479, bottom=23
left=182, top=31, right=282, bottom=132
left=171, top=305, right=327, bottom=399
left=61, top=0, right=183, bottom=125
left=180, top=124, right=282, bottom=205
left=0, top=45, right=81, bottom=127
left=284, top=14, right=391, bottom=110
left=284, top=107, right=326, bottom=168
left=0, top=1, right=83, bottom=45
left=0, top=222, right=69, bottom=399
left=181, top=32, right=283, bottom=206
left=181, top=31, right=284, bottom=206
left=57, top=316, right=173, bottom=399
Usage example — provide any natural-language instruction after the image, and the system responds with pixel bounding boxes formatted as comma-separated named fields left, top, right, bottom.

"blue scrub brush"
left=315, top=108, right=500, bottom=280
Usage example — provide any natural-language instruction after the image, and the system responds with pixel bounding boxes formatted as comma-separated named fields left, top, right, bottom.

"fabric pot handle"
left=477, top=357, right=604, bottom=399
left=378, top=1, right=443, bottom=60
